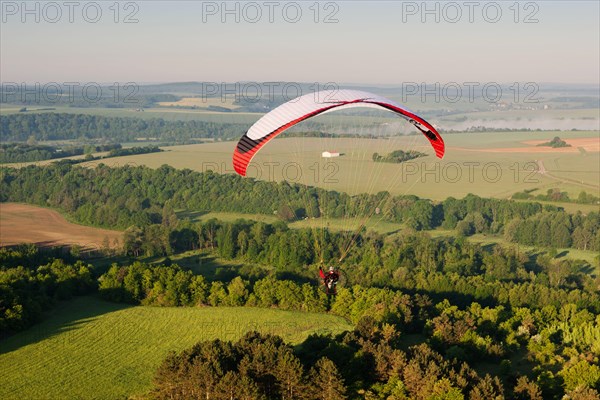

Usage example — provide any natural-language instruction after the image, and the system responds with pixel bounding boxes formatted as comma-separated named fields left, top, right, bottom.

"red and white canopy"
left=233, top=89, right=444, bottom=176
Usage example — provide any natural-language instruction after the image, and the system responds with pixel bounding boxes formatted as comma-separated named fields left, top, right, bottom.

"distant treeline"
left=1, top=164, right=597, bottom=252
left=0, top=113, right=247, bottom=142
left=106, top=145, right=162, bottom=157
left=0, top=84, right=178, bottom=108
left=284, top=131, right=381, bottom=139
left=372, top=149, right=427, bottom=163
left=0, top=143, right=121, bottom=164
left=49, top=145, right=162, bottom=166
left=513, top=188, right=599, bottom=205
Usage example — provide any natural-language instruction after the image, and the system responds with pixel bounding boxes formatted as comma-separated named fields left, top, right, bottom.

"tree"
left=226, top=277, right=249, bottom=306
left=560, top=360, right=600, bottom=392
left=514, top=376, right=543, bottom=400
left=208, top=281, right=227, bottom=306
left=123, top=226, right=143, bottom=257
left=572, top=226, right=593, bottom=251
left=237, top=230, right=249, bottom=257
left=215, top=371, right=264, bottom=400
left=217, top=224, right=236, bottom=259
left=456, top=219, right=474, bottom=236
left=275, top=351, right=308, bottom=400
left=504, top=218, right=522, bottom=242
left=564, top=386, right=600, bottom=400
left=101, top=236, right=112, bottom=256
left=469, top=374, right=504, bottom=400
left=430, top=378, right=464, bottom=400
left=309, top=357, right=346, bottom=400
left=277, top=205, right=296, bottom=222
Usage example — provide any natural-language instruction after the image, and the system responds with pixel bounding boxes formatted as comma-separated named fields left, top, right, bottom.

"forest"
left=0, top=142, right=122, bottom=163
left=1, top=239, right=599, bottom=399
left=0, top=113, right=247, bottom=142
left=512, top=188, right=599, bottom=205
left=1, top=163, right=599, bottom=399
left=1, top=164, right=598, bottom=252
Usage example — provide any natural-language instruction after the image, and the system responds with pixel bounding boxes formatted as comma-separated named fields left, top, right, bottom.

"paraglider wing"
left=233, top=89, right=444, bottom=176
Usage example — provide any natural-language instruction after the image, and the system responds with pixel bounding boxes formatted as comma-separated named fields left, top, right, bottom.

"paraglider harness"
left=319, top=266, right=340, bottom=295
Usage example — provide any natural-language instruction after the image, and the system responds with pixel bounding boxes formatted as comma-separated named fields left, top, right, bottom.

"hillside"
left=0, top=296, right=350, bottom=400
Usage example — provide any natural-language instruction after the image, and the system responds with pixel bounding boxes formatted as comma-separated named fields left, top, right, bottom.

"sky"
left=1, top=1, right=599, bottom=85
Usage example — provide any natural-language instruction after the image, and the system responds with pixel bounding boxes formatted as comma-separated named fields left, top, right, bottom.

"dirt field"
left=452, top=137, right=599, bottom=153
left=0, top=203, right=122, bottom=250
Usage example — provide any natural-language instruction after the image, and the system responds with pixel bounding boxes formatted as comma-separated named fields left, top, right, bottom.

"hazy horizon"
left=2, top=1, right=599, bottom=84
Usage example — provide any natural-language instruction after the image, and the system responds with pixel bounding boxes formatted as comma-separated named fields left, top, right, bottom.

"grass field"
left=0, top=296, right=351, bottom=400
left=83, top=130, right=599, bottom=206
left=0, top=203, right=122, bottom=250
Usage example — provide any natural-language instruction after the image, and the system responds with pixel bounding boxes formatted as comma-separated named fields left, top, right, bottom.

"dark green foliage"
left=0, top=259, right=95, bottom=335
left=513, top=188, right=599, bottom=205
left=0, top=113, right=246, bottom=142
left=2, top=239, right=599, bottom=398
left=537, top=136, right=571, bottom=148
left=372, top=149, right=427, bottom=163
left=0, top=143, right=80, bottom=163
left=98, top=262, right=207, bottom=306
left=0, top=142, right=123, bottom=163
left=4, top=164, right=596, bottom=252
left=0, top=244, right=75, bottom=269
left=152, top=332, right=314, bottom=399
left=1, top=163, right=599, bottom=399
left=106, top=145, right=162, bottom=157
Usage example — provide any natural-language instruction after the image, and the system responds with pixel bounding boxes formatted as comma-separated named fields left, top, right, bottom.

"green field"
left=4, top=105, right=598, bottom=205
left=0, top=296, right=351, bottom=400
left=82, top=131, right=599, bottom=206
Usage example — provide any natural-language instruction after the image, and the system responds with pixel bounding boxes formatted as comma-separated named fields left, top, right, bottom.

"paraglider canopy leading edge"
left=232, top=89, right=445, bottom=176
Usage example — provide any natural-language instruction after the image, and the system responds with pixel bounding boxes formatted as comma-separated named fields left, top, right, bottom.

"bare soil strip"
left=0, top=203, right=122, bottom=249
left=451, top=137, right=599, bottom=153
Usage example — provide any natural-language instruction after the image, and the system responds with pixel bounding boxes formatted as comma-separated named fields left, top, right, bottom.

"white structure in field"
left=322, top=151, right=340, bottom=158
